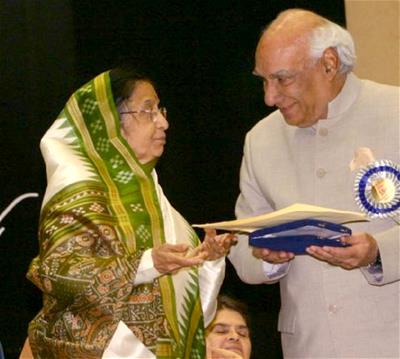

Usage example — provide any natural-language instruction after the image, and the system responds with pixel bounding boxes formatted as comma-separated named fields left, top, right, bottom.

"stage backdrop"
left=0, top=1, right=345, bottom=358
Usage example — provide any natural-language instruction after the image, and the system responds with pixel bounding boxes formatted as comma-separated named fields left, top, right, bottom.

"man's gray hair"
left=308, top=20, right=356, bottom=74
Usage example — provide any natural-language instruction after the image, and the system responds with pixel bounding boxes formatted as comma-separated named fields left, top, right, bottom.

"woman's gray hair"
left=308, top=20, right=356, bottom=74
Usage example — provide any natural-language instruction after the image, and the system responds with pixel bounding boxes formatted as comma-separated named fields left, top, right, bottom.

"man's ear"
left=322, top=47, right=340, bottom=78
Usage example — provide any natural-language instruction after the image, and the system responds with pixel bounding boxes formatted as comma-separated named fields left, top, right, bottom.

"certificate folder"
left=249, top=219, right=351, bottom=254
left=193, top=203, right=367, bottom=233
left=193, top=203, right=366, bottom=254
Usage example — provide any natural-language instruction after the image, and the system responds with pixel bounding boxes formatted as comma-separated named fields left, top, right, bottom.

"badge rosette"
left=354, top=159, right=400, bottom=219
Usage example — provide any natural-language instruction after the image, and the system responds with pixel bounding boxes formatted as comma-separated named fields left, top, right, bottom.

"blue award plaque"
left=354, top=160, right=400, bottom=219
left=249, top=219, right=351, bottom=254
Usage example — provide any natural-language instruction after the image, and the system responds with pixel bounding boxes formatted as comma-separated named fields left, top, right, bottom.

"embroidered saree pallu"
left=27, top=72, right=207, bottom=358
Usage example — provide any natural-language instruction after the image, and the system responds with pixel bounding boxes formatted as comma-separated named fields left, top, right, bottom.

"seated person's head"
left=206, top=295, right=251, bottom=359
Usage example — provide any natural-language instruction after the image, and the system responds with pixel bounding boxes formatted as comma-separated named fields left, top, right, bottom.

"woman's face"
left=120, top=81, right=169, bottom=164
left=206, top=308, right=251, bottom=359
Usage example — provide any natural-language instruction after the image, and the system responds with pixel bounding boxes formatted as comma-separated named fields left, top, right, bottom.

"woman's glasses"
left=120, top=107, right=167, bottom=123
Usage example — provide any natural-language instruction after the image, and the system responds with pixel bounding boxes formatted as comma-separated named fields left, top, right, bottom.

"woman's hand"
left=152, top=243, right=205, bottom=274
left=191, top=228, right=237, bottom=261
left=152, top=229, right=236, bottom=274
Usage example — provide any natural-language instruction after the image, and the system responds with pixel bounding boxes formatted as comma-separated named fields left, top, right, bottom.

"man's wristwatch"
left=367, top=250, right=382, bottom=269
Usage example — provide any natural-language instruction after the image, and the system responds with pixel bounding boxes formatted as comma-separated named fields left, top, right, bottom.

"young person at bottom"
left=206, top=295, right=251, bottom=359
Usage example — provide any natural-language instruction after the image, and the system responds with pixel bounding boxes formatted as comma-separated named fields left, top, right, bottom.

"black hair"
left=216, top=295, right=251, bottom=329
left=109, top=65, right=155, bottom=106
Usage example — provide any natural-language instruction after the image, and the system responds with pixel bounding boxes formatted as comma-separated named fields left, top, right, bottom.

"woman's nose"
left=155, top=111, right=169, bottom=130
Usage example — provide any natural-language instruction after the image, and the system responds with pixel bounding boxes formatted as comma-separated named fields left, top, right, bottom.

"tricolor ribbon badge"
left=351, top=148, right=400, bottom=221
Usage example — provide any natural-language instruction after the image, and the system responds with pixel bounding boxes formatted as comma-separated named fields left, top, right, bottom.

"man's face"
left=206, top=308, right=251, bottom=359
left=254, top=35, right=331, bottom=127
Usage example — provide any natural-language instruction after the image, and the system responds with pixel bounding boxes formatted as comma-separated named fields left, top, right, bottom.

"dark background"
left=0, top=1, right=345, bottom=358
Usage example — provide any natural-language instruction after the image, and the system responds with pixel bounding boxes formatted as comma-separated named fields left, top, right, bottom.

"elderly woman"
left=26, top=67, right=234, bottom=358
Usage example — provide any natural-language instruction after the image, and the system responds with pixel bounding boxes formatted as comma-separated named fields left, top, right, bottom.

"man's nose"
left=264, top=81, right=282, bottom=107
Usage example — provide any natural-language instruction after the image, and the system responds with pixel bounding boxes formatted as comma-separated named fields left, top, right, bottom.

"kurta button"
left=319, top=128, right=328, bottom=136
left=316, top=168, right=326, bottom=178
left=328, top=304, right=338, bottom=314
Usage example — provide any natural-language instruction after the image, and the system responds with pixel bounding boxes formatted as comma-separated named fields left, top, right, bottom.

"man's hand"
left=252, top=247, right=295, bottom=264
left=306, top=232, right=379, bottom=269
left=152, top=243, right=205, bottom=274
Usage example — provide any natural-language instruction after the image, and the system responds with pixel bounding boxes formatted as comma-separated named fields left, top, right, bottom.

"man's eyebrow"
left=272, top=69, right=292, bottom=77
left=252, top=69, right=293, bottom=80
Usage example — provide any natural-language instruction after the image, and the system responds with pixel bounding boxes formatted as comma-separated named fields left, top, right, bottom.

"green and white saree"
left=27, top=72, right=224, bottom=358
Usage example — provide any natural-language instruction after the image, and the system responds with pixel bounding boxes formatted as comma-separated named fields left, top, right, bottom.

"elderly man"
left=229, top=8, right=399, bottom=358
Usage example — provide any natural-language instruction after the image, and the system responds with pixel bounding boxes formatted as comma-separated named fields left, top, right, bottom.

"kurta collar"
left=326, top=72, right=362, bottom=119
left=312, top=72, right=362, bottom=130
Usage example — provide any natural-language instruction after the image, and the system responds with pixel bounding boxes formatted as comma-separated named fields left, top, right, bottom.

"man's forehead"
left=254, top=40, right=308, bottom=77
